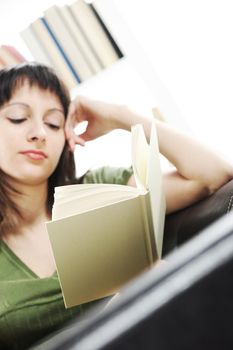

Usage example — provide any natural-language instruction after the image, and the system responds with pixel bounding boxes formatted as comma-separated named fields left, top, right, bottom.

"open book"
left=46, top=121, right=166, bottom=308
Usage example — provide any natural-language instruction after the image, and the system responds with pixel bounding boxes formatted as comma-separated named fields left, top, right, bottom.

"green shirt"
left=0, top=166, right=133, bottom=350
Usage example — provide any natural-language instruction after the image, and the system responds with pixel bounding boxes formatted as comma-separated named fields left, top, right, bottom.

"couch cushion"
left=163, top=179, right=233, bottom=256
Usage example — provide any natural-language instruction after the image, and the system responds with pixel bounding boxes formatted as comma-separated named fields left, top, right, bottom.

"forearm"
left=113, top=106, right=233, bottom=192
left=68, top=97, right=233, bottom=193
left=156, top=120, right=233, bottom=192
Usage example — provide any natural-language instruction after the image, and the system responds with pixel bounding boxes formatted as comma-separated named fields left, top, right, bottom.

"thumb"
left=67, top=101, right=76, bottom=118
left=77, top=130, right=92, bottom=142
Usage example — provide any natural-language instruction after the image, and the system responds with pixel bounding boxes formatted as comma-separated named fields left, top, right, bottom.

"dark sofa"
left=163, top=178, right=233, bottom=255
left=31, top=179, right=233, bottom=350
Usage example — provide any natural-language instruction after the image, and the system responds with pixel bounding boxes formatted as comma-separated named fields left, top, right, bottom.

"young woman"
left=0, top=62, right=232, bottom=350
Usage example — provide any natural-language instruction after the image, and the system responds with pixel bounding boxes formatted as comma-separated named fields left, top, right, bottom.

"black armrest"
left=163, top=179, right=233, bottom=256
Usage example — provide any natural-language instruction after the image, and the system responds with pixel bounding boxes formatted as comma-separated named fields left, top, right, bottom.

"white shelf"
left=0, top=0, right=190, bottom=176
left=72, top=57, right=157, bottom=176
left=72, top=57, right=157, bottom=112
left=92, top=0, right=191, bottom=132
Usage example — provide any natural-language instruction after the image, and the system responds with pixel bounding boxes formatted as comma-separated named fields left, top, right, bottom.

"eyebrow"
left=8, top=102, right=29, bottom=107
left=46, top=108, right=65, bottom=115
left=5, top=102, right=64, bottom=115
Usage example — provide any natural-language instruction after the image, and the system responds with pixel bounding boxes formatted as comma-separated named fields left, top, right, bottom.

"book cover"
left=44, top=5, right=93, bottom=82
left=20, top=26, right=53, bottom=67
left=90, top=3, right=123, bottom=59
left=46, top=121, right=166, bottom=308
left=41, top=17, right=81, bottom=85
left=69, top=0, right=120, bottom=68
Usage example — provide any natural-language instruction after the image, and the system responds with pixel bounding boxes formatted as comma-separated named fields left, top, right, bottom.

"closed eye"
left=7, top=118, right=26, bottom=124
left=7, top=117, right=61, bottom=130
left=45, top=123, right=61, bottom=130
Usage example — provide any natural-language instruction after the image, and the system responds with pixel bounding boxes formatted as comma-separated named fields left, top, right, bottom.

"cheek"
left=0, top=135, right=17, bottom=166
left=51, top=134, right=66, bottom=163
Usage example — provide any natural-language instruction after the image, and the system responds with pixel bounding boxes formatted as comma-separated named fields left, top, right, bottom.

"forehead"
left=10, top=82, right=63, bottom=107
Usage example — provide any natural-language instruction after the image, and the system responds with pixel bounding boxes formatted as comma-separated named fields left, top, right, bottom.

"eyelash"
left=46, top=123, right=60, bottom=130
left=7, top=118, right=60, bottom=130
left=8, top=118, right=26, bottom=124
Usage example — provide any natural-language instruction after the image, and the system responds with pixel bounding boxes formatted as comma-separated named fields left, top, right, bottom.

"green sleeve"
left=83, top=166, right=133, bottom=185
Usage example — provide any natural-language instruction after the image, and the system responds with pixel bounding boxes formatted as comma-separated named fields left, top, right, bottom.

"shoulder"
left=82, top=166, right=133, bottom=185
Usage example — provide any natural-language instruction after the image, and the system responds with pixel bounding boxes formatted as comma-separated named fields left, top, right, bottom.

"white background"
left=0, top=0, right=233, bottom=174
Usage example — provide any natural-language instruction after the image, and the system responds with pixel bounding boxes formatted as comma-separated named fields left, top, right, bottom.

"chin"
left=12, top=171, right=50, bottom=186
left=19, top=177, right=48, bottom=186
left=5, top=164, right=56, bottom=186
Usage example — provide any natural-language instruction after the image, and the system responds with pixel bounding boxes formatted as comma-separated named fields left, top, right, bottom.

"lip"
left=19, top=150, right=48, bottom=160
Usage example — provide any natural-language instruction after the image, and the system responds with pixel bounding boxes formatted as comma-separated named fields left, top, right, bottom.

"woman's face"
left=0, top=82, right=66, bottom=186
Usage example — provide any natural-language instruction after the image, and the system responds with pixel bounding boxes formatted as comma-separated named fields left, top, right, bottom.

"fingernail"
left=78, top=138, right=85, bottom=146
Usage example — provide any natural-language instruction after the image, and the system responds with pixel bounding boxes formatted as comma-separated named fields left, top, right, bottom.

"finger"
left=64, top=125, right=71, bottom=139
left=67, top=101, right=76, bottom=119
left=68, top=137, right=76, bottom=153
left=78, top=131, right=92, bottom=142
left=73, top=134, right=85, bottom=146
left=64, top=124, right=75, bottom=143
left=65, top=125, right=76, bottom=151
left=68, top=100, right=85, bottom=122
left=67, top=134, right=85, bottom=152
left=65, top=117, right=75, bottom=133
left=65, top=112, right=77, bottom=139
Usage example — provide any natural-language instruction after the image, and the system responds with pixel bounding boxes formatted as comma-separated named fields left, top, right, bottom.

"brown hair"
left=0, top=62, right=79, bottom=235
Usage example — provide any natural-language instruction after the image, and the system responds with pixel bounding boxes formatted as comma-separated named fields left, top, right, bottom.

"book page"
left=52, top=184, right=147, bottom=220
left=147, top=121, right=166, bottom=258
left=131, top=124, right=149, bottom=190
left=131, top=121, right=166, bottom=258
left=52, top=184, right=146, bottom=220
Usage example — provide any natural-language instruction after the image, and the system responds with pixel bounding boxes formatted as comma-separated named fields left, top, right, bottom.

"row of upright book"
left=20, top=0, right=123, bottom=90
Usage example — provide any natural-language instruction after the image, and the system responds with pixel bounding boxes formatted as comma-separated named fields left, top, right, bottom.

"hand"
left=65, top=96, right=121, bottom=152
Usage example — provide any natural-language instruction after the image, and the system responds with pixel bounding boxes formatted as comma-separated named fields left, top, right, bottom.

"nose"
left=27, top=121, right=46, bottom=144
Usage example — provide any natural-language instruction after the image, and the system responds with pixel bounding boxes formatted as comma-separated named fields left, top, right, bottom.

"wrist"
left=109, top=104, right=131, bottom=131
left=110, top=105, right=150, bottom=132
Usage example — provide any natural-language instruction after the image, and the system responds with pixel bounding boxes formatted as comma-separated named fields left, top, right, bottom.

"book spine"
left=20, top=27, right=52, bottom=66
left=90, top=4, right=123, bottom=59
left=69, top=0, right=119, bottom=68
left=44, top=5, right=93, bottom=81
left=31, top=18, right=78, bottom=90
left=41, top=17, right=81, bottom=84
left=61, top=5, right=102, bottom=75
